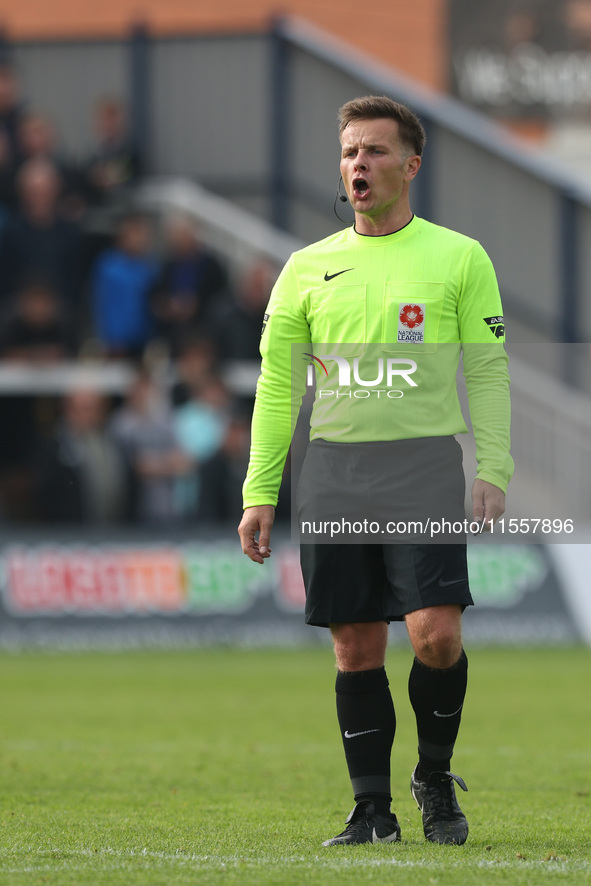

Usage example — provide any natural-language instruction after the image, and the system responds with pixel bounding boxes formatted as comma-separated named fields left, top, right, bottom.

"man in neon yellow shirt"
left=239, top=96, right=512, bottom=847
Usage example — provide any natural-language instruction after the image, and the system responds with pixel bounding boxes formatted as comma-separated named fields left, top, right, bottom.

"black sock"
left=408, top=650, right=468, bottom=777
left=335, top=666, right=395, bottom=812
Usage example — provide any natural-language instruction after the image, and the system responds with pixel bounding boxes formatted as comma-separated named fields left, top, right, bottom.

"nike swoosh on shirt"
left=344, top=728, right=381, bottom=739
left=324, top=268, right=354, bottom=281
left=438, top=578, right=465, bottom=587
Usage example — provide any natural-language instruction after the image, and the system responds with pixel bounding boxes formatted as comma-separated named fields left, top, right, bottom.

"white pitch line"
left=2, top=848, right=590, bottom=873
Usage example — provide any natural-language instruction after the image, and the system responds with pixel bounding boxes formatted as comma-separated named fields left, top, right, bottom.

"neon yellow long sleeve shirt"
left=243, top=216, right=513, bottom=507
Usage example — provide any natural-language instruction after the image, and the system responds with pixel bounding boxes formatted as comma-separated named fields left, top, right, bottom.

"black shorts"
left=296, top=436, right=467, bottom=544
left=300, top=543, right=473, bottom=628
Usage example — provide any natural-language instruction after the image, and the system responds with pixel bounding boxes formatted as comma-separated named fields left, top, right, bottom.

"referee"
left=238, top=96, right=512, bottom=847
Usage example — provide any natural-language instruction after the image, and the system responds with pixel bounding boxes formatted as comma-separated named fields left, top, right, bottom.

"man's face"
left=64, top=391, right=107, bottom=433
left=339, top=118, right=419, bottom=222
left=18, top=163, right=61, bottom=218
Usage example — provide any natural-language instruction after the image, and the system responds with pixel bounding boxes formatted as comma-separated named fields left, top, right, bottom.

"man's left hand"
left=471, top=479, right=505, bottom=531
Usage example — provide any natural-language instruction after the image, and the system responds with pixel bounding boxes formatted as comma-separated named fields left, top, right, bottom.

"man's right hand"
left=238, top=505, right=275, bottom=564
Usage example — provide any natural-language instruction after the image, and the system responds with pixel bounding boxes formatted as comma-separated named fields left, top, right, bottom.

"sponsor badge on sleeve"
left=483, top=316, right=505, bottom=338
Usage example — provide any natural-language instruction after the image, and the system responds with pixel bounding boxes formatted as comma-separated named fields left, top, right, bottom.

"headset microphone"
left=333, top=176, right=350, bottom=221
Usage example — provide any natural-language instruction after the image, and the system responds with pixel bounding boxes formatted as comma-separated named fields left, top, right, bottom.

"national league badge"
left=397, top=303, right=426, bottom=343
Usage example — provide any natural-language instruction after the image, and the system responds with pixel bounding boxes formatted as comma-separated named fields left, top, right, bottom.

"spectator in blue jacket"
left=91, top=212, right=159, bottom=357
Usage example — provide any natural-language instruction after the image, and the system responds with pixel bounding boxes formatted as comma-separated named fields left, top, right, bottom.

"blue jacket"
left=92, top=249, right=158, bottom=349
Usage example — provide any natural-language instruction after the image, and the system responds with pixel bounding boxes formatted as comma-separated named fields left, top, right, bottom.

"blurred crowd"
left=0, top=58, right=287, bottom=527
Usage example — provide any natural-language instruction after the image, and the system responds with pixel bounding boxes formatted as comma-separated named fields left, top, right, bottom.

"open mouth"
left=353, top=178, right=369, bottom=197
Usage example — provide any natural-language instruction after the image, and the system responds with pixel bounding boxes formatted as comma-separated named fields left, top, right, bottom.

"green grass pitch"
left=0, top=645, right=590, bottom=885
